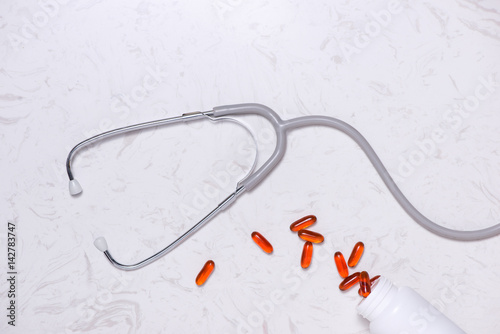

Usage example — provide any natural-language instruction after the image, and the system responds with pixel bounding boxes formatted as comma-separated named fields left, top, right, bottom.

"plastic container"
left=357, top=277, right=466, bottom=334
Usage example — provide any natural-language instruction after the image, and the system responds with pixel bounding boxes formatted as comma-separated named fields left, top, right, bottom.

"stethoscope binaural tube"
left=66, top=110, right=248, bottom=271
left=67, top=103, right=500, bottom=270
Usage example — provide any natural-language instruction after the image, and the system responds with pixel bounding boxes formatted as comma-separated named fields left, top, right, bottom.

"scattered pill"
left=301, top=241, right=313, bottom=268
left=339, top=272, right=360, bottom=291
left=251, top=231, right=273, bottom=254
left=290, top=215, right=317, bottom=232
left=298, top=229, right=324, bottom=243
left=358, top=275, right=381, bottom=296
left=196, top=260, right=215, bottom=286
left=334, top=252, right=349, bottom=278
left=359, top=271, right=371, bottom=298
left=347, top=241, right=364, bottom=267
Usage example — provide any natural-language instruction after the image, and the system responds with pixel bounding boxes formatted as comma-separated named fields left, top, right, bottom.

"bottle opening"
left=356, top=276, right=396, bottom=322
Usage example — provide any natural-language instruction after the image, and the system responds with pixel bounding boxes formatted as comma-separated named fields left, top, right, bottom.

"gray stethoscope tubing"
left=67, top=103, right=500, bottom=271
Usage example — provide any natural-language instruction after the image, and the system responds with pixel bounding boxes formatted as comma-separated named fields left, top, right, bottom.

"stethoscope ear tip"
left=69, top=179, right=83, bottom=196
left=94, top=237, right=108, bottom=252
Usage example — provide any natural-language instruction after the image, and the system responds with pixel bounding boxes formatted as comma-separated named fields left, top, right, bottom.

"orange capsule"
left=298, top=229, right=324, bottom=243
left=334, top=252, right=349, bottom=278
left=357, top=275, right=380, bottom=295
left=251, top=231, right=273, bottom=254
left=358, top=275, right=381, bottom=296
left=195, top=260, right=215, bottom=286
left=290, top=215, right=317, bottom=232
left=339, top=272, right=360, bottom=291
left=347, top=241, right=364, bottom=267
left=301, top=241, right=313, bottom=268
left=359, top=271, right=371, bottom=298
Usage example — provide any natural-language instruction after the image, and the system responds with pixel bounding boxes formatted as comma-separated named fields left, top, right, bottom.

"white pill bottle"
left=357, top=277, right=467, bottom=334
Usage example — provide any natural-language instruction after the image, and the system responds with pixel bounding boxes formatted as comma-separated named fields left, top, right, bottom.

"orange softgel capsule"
left=196, top=260, right=215, bottom=286
left=251, top=231, right=273, bottom=253
left=334, top=252, right=349, bottom=278
left=290, top=215, right=317, bottom=232
left=339, top=272, right=360, bottom=291
left=358, top=275, right=381, bottom=296
left=301, top=241, right=313, bottom=268
left=298, top=229, right=324, bottom=243
left=359, top=271, right=371, bottom=298
left=348, top=241, right=364, bottom=267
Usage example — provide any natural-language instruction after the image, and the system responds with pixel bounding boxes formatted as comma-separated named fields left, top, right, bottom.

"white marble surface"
left=1, top=0, right=500, bottom=333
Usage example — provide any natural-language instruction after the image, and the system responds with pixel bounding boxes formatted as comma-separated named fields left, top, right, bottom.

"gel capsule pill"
left=348, top=241, right=364, bottom=267
left=196, top=260, right=215, bottom=286
left=290, top=215, right=317, bottom=232
left=301, top=241, right=313, bottom=268
left=251, top=231, right=273, bottom=253
left=359, top=271, right=371, bottom=298
left=339, top=272, right=360, bottom=291
left=334, top=252, right=349, bottom=278
left=358, top=275, right=381, bottom=296
left=298, top=229, right=324, bottom=243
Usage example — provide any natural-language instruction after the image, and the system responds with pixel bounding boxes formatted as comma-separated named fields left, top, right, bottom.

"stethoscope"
left=66, top=103, right=500, bottom=271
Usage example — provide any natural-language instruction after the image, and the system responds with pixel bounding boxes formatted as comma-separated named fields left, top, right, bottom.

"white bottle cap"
left=357, top=276, right=394, bottom=321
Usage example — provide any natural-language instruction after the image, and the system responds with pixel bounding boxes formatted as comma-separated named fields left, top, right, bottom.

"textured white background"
left=1, top=0, right=500, bottom=333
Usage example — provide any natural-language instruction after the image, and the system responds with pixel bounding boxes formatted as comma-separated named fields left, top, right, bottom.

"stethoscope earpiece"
left=69, top=179, right=83, bottom=196
left=94, top=237, right=108, bottom=252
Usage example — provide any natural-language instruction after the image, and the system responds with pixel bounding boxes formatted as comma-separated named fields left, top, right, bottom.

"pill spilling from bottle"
left=359, top=271, right=371, bottom=297
left=358, top=275, right=380, bottom=296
